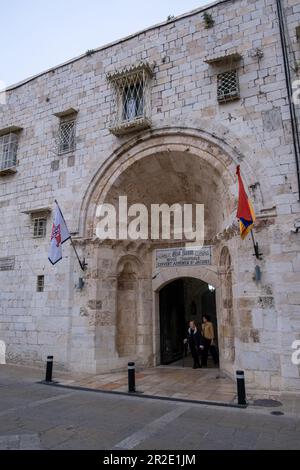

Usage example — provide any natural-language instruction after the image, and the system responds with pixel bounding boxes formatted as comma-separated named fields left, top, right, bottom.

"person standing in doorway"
left=187, top=320, right=204, bottom=369
left=201, top=314, right=219, bottom=367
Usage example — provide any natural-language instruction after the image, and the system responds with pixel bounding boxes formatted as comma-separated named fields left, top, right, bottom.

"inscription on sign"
left=0, top=256, right=15, bottom=271
left=156, top=246, right=212, bottom=268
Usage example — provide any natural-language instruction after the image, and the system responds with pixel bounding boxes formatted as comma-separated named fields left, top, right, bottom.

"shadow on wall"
left=0, top=340, right=6, bottom=364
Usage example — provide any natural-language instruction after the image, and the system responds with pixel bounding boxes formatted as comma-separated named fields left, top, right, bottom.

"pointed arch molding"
left=79, top=126, right=271, bottom=238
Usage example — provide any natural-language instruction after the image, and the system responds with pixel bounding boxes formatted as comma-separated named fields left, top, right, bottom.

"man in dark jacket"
left=187, top=320, right=204, bottom=369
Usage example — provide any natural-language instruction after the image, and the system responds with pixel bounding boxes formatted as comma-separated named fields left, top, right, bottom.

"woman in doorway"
left=201, top=314, right=219, bottom=367
left=187, top=320, right=204, bottom=369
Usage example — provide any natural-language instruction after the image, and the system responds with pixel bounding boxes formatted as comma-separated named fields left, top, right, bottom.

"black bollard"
left=236, top=370, right=246, bottom=405
left=128, top=362, right=136, bottom=393
left=45, top=355, right=53, bottom=382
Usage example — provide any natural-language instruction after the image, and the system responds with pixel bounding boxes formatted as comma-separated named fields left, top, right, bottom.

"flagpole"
left=54, top=200, right=86, bottom=271
left=69, top=238, right=86, bottom=271
left=250, top=229, right=262, bottom=260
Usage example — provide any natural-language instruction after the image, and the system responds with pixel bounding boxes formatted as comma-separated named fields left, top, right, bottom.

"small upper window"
left=0, top=133, right=18, bottom=172
left=36, top=275, right=44, bottom=292
left=107, top=62, right=153, bottom=136
left=217, top=70, right=240, bottom=103
left=33, top=217, right=47, bottom=238
left=58, top=119, right=76, bottom=154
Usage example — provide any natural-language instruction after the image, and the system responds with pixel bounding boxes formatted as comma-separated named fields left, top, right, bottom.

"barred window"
left=58, top=119, right=75, bottom=154
left=123, top=82, right=144, bottom=122
left=37, top=275, right=44, bottom=292
left=33, top=218, right=47, bottom=238
left=0, top=133, right=18, bottom=171
left=0, top=256, right=15, bottom=271
left=107, top=62, right=153, bottom=135
left=217, top=70, right=240, bottom=103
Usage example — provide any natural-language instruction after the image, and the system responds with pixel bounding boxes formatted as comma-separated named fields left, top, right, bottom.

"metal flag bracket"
left=70, top=239, right=87, bottom=271
left=251, top=230, right=263, bottom=260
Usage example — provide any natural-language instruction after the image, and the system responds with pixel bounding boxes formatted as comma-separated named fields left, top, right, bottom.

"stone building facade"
left=1, top=0, right=300, bottom=392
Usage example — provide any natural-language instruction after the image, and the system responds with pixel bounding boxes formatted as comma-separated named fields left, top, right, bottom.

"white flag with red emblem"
left=48, top=202, right=71, bottom=265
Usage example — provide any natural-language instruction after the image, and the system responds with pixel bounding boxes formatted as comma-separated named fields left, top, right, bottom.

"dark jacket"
left=187, top=327, right=204, bottom=354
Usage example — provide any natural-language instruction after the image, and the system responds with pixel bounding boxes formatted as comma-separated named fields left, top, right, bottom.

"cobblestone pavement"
left=0, top=365, right=300, bottom=450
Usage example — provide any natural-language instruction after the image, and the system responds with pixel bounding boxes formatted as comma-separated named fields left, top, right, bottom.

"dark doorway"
left=159, top=277, right=218, bottom=365
left=159, top=279, right=185, bottom=364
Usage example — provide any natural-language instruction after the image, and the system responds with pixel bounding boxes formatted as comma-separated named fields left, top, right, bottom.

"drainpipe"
left=276, top=0, right=300, bottom=200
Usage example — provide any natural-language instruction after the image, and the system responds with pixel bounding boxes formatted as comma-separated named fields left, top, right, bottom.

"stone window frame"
left=58, top=117, right=76, bottom=155
left=53, top=108, right=78, bottom=156
left=107, top=62, right=154, bottom=136
left=33, top=217, right=47, bottom=238
left=21, top=207, right=51, bottom=238
left=204, top=51, right=242, bottom=105
left=36, top=275, right=45, bottom=292
left=0, top=126, right=23, bottom=176
left=217, top=69, right=240, bottom=104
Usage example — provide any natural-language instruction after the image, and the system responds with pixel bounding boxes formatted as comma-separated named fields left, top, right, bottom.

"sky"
left=1, top=0, right=211, bottom=87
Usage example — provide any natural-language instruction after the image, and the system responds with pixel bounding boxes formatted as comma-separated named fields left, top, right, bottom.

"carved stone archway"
left=79, top=126, right=269, bottom=239
left=78, top=126, right=271, bottom=375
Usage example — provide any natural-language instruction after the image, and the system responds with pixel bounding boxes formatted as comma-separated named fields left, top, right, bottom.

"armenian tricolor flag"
left=236, top=165, right=256, bottom=240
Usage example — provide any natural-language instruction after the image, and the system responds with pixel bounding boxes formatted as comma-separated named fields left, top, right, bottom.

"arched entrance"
left=77, top=126, right=267, bottom=376
left=152, top=265, right=221, bottom=369
left=159, top=277, right=218, bottom=366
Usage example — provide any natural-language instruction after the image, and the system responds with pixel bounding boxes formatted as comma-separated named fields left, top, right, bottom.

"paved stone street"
left=58, top=362, right=237, bottom=404
left=1, top=365, right=300, bottom=450
left=54, top=355, right=297, bottom=406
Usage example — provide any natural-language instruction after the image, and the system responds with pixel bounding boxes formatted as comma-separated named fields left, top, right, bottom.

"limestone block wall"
left=0, top=0, right=299, bottom=390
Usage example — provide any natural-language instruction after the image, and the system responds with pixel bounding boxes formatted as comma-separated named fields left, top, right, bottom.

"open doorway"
left=159, top=277, right=218, bottom=367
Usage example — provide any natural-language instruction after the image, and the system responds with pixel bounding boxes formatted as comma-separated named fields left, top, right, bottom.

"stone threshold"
left=39, top=380, right=248, bottom=409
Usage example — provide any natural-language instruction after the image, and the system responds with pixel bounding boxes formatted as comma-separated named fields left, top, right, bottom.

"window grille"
left=0, top=256, right=15, bottom=271
left=37, top=275, right=45, bottom=292
left=123, top=84, right=144, bottom=121
left=58, top=119, right=75, bottom=154
left=0, top=133, right=18, bottom=171
left=217, top=70, right=240, bottom=103
left=107, top=62, right=153, bottom=135
left=33, top=218, right=47, bottom=238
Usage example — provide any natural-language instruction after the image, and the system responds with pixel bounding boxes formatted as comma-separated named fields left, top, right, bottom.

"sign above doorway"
left=156, top=246, right=212, bottom=268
